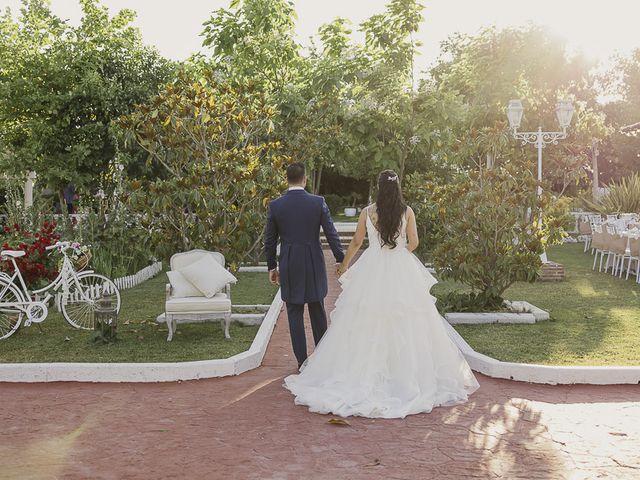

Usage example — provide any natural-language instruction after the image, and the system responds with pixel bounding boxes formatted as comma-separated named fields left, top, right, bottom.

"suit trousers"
left=285, top=301, right=327, bottom=367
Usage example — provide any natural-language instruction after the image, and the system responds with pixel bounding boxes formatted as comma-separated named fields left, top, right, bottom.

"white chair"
left=591, top=224, right=607, bottom=271
left=623, top=236, right=640, bottom=282
left=165, top=250, right=232, bottom=342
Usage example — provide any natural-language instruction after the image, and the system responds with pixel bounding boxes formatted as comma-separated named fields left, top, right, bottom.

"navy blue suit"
left=264, top=189, right=344, bottom=367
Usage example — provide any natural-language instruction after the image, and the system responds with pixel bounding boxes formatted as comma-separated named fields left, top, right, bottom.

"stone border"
left=445, top=301, right=549, bottom=325
left=0, top=290, right=283, bottom=383
left=444, top=320, right=640, bottom=385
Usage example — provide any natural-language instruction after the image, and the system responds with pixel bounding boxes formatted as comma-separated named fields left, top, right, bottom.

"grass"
left=331, top=213, right=359, bottom=223
left=0, top=271, right=278, bottom=363
left=433, top=243, right=640, bottom=366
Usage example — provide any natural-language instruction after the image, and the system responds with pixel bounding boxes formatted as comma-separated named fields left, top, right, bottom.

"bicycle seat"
left=1, top=250, right=26, bottom=258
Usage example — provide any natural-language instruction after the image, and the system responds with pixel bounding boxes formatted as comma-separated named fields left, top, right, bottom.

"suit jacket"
left=264, top=189, right=344, bottom=304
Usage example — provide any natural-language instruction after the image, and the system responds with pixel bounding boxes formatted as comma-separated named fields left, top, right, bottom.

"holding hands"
left=336, top=263, right=348, bottom=276
left=269, top=269, right=280, bottom=285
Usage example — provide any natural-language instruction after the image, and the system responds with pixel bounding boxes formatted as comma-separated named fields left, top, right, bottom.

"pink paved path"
left=2, top=253, right=640, bottom=479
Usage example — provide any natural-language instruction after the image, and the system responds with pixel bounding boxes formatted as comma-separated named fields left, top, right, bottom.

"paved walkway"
left=2, top=253, right=640, bottom=480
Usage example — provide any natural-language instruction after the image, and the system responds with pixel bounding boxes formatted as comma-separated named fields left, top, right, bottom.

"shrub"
left=0, top=220, right=60, bottom=289
left=324, top=194, right=348, bottom=215
left=583, top=173, right=640, bottom=214
left=404, top=172, right=448, bottom=260
left=429, top=165, right=566, bottom=309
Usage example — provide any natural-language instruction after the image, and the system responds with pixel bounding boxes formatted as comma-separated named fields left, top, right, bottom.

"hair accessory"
left=387, top=174, right=398, bottom=182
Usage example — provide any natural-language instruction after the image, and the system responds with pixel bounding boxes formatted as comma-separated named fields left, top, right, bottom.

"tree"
left=0, top=0, right=172, bottom=204
left=428, top=165, right=566, bottom=310
left=431, top=25, right=606, bottom=186
left=599, top=48, right=640, bottom=182
left=200, top=0, right=302, bottom=99
left=118, top=71, right=288, bottom=268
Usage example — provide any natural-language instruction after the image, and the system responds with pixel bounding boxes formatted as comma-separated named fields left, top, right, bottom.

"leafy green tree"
left=200, top=0, right=301, bottom=98
left=431, top=25, right=606, bottom=184
left=119, top=71, right=288, bottom=268
left=0, top=0, right=172, bottom=203
left=599, top=48, right=640, bottom=182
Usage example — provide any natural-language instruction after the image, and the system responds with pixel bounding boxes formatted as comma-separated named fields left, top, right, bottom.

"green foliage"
left=583, top=173, right=640, bottom=214
left=432, top=25, right=607, bottom=185
left=323, top=194, right=349, bottom=215
left=0, top=0, right=173, bottom=194
left=428, top=165, right=566, bottom=307
left=119, top=70, right=288, bottom=269
left=403, top=172, right=448, bottom=260
left=73, top=202, right=153, bottom=279
left=600, top=48, right=640, bottom=182
left=200, top=0, right=301, bottom=96
left=436, top=291, right=504, bottom=314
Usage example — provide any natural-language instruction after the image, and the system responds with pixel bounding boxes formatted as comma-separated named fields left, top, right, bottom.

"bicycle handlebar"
left=46, top=241, right=72, bottom=251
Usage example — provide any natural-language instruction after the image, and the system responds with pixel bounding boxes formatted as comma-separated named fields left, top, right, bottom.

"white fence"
left=113, top=261, right=163, bottom=290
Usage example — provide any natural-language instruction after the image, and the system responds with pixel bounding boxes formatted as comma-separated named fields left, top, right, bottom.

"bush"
left=583, top=173, right=640, bottom=214
left=0, top=186, right=154, bottom=280
left=0, top=220, right=60, bottom=289
left=429, top=165, right=566, bottom=308
left=324, top=194, right=348, bottom=215
left=436, top=291, right=504, bottom=314
left=404, top=172, right=447, bottom=260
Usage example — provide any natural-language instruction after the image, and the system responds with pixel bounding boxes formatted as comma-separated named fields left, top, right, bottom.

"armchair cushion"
left=178, top=254, right=237, bottom=298
left=166, top=270, right=202, bottom=297
left=166, top=293, right=231, bottom=314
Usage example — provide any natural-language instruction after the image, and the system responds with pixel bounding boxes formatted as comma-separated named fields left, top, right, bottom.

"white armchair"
left=165, top=250, right=232, bottom=341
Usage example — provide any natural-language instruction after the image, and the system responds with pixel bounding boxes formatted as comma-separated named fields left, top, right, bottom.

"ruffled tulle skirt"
left=284, top=247, right=479, bottom=419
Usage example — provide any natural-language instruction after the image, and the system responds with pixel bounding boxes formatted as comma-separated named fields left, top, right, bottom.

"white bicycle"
left=0, top=241, right=121, bottom=340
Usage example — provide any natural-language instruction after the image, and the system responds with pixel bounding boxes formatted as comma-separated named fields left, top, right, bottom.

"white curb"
left=444, top=320, right=640, bottom=385
left=0, top=291, right=283, bottom=383
left=445, top=301, right=549, bottom=325
left=238, top=266, right=269, bottom=273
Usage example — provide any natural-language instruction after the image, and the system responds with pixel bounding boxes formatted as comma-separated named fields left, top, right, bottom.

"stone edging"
left=444, top=320, right=640, bottom=385
left=0, top=290, right=284, bottom=383
left=445, top=301, right=549, bottom=325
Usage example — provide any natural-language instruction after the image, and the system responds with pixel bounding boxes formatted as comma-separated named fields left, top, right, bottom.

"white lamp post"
left=506, top=99, right=574, bottom=262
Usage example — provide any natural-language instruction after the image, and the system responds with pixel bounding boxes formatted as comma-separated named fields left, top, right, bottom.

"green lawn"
left=331, top=213, right=359, bottom=223
left=0, top=271, right=278, bottom=363
left=433, top=243, right=640, bottom=366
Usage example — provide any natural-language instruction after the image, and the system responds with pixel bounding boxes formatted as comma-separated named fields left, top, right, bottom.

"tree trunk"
left=314, top=164, right=323, bottom=194
left=591, top=139, right=600, bottom=200
left=486, top=152, right=494, bottom=169
left=57, top=187, right=66, bottom=215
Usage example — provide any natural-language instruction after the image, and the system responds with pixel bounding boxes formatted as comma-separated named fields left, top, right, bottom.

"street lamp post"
left=506, top=99, right=574, bottom=262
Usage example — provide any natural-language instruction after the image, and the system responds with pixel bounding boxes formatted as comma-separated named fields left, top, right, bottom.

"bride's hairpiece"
left=387, top=174, right=398, bottom=182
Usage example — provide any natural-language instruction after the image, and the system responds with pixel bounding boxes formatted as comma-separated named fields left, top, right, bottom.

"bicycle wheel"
left=0, top=279, right=25, bottom=340
left=60, top=273, right=121, bottom=330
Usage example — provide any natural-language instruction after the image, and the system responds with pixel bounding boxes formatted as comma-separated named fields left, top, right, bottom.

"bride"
left=284, top=170, right=479, bottom=419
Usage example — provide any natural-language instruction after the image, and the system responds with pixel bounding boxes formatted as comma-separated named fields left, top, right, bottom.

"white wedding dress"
left=284, top=206, right=479, bottom=419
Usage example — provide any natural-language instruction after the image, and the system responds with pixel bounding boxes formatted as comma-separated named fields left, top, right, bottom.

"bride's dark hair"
left=375, top=170, right=407, bottom=249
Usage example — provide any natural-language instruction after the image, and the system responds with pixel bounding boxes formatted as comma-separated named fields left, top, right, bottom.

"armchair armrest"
left=225, top=282, right=231, bottom=304
left=165, top=283, right=172, bottom=301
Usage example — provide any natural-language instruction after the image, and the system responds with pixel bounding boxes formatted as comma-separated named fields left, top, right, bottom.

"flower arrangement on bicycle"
left=61, top=242, right=92, bottom=273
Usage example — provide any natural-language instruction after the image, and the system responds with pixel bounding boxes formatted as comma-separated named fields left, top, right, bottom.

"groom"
left=264, top=163, right=345, bottom=368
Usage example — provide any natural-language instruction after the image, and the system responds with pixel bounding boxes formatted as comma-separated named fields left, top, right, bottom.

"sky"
left=1, top=0, right=638, bottom=74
